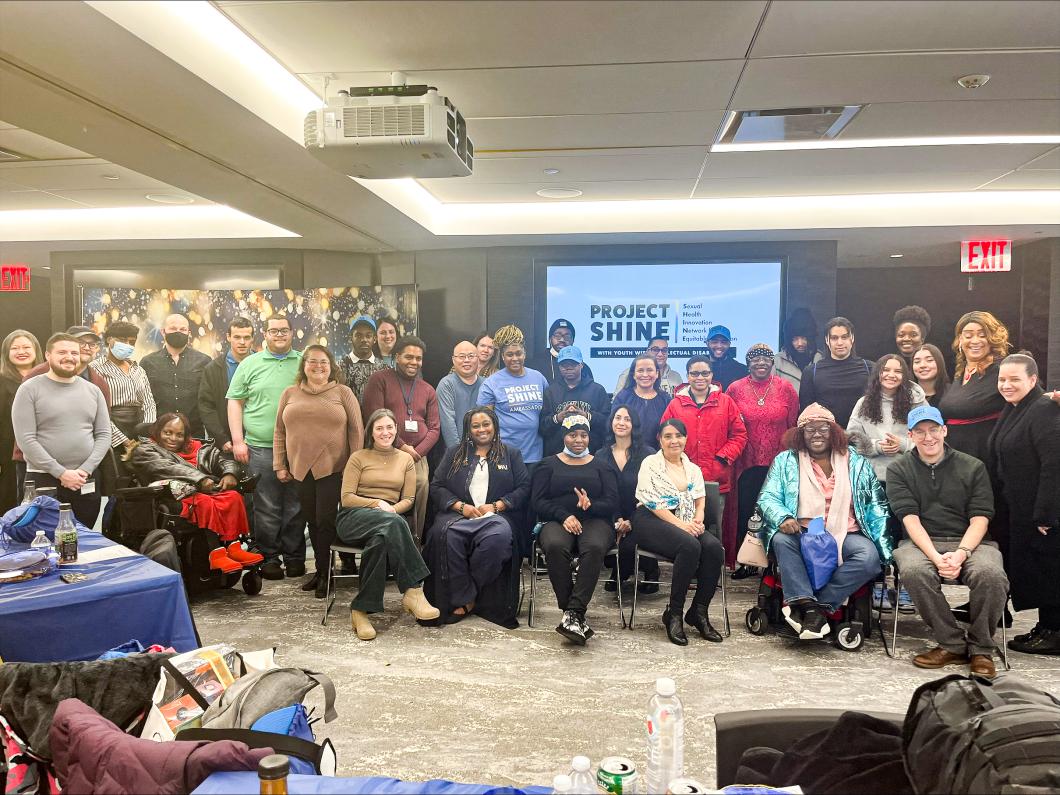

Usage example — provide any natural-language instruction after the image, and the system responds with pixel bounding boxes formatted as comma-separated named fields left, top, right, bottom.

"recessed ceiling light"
left=536, top=187, right=582, bottom=199
left=889, top=253, right=904, bottom=258
left=543, top=168, right=560, bottom=175
left=101, top=174, right=120, bottom=181
left=145, top=193, right=195, bottom=205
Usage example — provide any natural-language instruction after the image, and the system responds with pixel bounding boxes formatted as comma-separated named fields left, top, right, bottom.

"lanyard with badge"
left=400, top=377, right=418, bottom=433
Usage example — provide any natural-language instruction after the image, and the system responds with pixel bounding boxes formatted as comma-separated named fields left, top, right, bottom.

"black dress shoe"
left=1008, top=628, right=1060, bottom=655
left=285, top=561, right=306, bottom=577
left=261, top=561, right=285, bottom=580
left=731, top=564, right=760, bottom=581
left=637, top=581, right=660, bottom=595
left=663, top=607, right=688, bottom=646
left=314, top=576, right=328, bottom=599
left=1012, top=623, right=1046, bottom=645
left=684, top=603, right=723, bottom=642
left=300, top=572, right=319, bottom=591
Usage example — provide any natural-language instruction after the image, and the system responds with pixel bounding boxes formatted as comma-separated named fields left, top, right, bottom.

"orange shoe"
left=226, top=542, right=264, bottom=566
left=208, top=547, right=242, bottom=573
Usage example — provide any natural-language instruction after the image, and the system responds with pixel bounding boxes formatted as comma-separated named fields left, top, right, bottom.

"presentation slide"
left=545, top=262, right=783, bottom=389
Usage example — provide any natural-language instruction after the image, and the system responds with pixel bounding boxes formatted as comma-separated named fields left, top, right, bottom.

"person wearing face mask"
left=198, top=316, right=256, bottom=452
left=798, top=317, right=874, bottom=428
left=141, top=314, right=211, bottom=438
left=704, top=326, right=749, bottom=390
left=532, top=414, right=619, bottom=645
left=539, top=346, right=610, bottom=456
left=90, top=322, right=156, bottom=453
left=775, top=308, right=822, bottom=391
left=988, top=353, right=1060, bottom=655
left=893, top=305, right=932, bottom=371
left=339, top=316, right=387, bottom=402
left=12, top=334, right=110, bottom=527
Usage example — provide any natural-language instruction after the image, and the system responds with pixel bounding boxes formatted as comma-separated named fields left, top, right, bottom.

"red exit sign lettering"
left=961, top=240, right=1011, bottom=273
left=0, top=264, right=31, bottom=292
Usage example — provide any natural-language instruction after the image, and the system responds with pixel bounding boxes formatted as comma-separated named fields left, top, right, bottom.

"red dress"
left=176, top=441, right=249, bottom=542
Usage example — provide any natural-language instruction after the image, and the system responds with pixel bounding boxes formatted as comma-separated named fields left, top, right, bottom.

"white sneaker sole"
left=799, top=622, right=831, bottom=640
left=782, top=605, right=802, bottom=633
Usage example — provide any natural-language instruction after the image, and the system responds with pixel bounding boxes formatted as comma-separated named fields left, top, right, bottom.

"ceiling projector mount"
left=304, top=73, right=473, bottom=179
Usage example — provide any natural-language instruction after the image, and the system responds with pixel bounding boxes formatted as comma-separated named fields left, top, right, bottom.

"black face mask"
left=165, top=332, right=189, bottom=349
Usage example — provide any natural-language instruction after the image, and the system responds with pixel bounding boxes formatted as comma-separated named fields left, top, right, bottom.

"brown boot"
left=401, top=587, right=440, bottom=620
left=969, top=654, right=997, bottom=679
left=350, top=609, right=376, bottom=640
left=913, top=646, right=969, bottom=669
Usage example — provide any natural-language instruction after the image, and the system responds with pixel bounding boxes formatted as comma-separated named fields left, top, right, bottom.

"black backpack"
left=903, top=673, right=1060, bottom=794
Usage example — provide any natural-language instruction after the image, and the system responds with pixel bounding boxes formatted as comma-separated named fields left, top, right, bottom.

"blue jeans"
left=247, top=444, right=304, bottom=565
left=772, top=530, right=881, bottom=612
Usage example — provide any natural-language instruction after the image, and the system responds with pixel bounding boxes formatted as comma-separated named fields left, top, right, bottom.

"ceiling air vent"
left=342, top=105, right=426, bottom=138
left=715, top=106, right=863, bottom=146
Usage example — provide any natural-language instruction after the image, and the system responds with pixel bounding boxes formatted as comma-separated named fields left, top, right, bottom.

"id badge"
left=80, top=481, right=96, bottom=495
left=404, top=419, right=419, bottom=433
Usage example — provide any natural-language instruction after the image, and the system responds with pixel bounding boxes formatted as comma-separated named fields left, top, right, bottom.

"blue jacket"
left=756, top=448, right=893, bottom=564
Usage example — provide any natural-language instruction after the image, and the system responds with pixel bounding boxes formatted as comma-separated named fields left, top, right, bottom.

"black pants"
left=539, top=517, right=613, bottom=613
left=1039, top=606, right=1060, bottom=631
left=30, top=471, right=101, bottom=528
left=737, top=466, right=769, bottom=539
left=295, top=471, right=342, bottom=572
left=631, top=506, right=724, bottom=612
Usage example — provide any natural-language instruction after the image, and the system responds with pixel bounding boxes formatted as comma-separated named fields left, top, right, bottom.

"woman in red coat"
left=661, top=355, right=747, bottom=560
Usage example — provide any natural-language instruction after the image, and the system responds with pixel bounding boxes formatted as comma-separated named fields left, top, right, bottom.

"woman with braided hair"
left=478, top=324, right=549, bottom=465
left=422, top=406, right=530, bottom=626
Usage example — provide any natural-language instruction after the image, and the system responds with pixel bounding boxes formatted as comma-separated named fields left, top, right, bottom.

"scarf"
left=797, top=449, right=853, bottom=563
left=635, top=450, right=705, bottom=523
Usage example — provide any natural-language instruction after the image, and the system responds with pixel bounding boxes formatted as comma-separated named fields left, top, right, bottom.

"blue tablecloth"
left=193, top=773, right=550, bottom=794
left=0, top=529, right=198, bottom=662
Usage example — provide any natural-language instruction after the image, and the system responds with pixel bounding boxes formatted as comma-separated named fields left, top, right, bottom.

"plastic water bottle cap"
left=656, top=677, right=676, bottom=696
left=572, top=756, right=590, bottom=772
left=553, top=774, right=572, bottom=792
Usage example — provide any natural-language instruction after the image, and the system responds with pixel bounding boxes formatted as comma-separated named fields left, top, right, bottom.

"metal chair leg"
left=528, top=540, right=538, bottom=628
left=720, top=563, right=731, bottom=637
left=322, top=548, right=335, bottom=626
left=630, top=547, right=641, bottom=629
left=891, top=570, right=901, bottom=658
left=1000, top=594, right=1011, bottom=670
left=613, top=546, right=626, bottom=628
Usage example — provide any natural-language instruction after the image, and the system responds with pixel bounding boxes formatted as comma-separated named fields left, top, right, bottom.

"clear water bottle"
left=20, top=479, right=36, bottom=505
left=645, top=677, right=684, bottom=793
left=568, top=756, right=597, bottom=794
left=56, top=503, right=78, bottom=564
left=30, top=528, right=53, bottom=559
left=552, top=773, right=573, bottom=794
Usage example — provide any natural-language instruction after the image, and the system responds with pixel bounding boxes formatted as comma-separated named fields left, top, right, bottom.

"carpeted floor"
left=189, top=567, right=1060, bottom=789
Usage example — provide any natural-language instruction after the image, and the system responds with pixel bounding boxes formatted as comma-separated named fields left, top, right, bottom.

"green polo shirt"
left=225, top=348, right=303, bottom=447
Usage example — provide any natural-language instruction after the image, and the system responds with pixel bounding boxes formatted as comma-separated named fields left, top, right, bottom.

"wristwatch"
left=957, top=546, right=974, bottom=556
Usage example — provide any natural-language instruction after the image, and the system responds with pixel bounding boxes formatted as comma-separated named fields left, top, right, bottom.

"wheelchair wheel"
left=833, top=624, right=864, bottom=651
left=745, top=607, right=769, bottom=636
left=242, top=569, right=263, bottom=596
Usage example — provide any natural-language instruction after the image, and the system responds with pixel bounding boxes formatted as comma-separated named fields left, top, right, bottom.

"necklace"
left=749, top=375, right=774, bottom=406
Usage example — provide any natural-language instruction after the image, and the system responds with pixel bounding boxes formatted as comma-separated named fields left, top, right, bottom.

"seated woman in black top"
left=532, top=414, right=619, bottom=645
left=424, top=406, right=530, bottom=627
left=596, top=405, right=658, bottom=592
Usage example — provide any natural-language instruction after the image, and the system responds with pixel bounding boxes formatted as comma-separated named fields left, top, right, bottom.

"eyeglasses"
left=688, top=370, right=712, bottom=378
left=647, top=346, right=667, bottom=353
left=266, top=328, right=291, bottom=336
left=454, top=353, right=478, bottom=361
left=910, top=426, right=945, bottom=439
left=802, top=425, right=831, bottom=438
left=305, top=359, right=330, bottom=367
left=79, top=341, right=100, bottom=350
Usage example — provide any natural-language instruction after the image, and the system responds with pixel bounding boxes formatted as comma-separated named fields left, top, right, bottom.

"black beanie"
left=784, top=308, right=817, bottom=342
left=548, top=318, right=575, bottom=340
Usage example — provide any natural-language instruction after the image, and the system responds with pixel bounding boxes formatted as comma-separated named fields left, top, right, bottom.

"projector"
left=304, top=85, right=473, bottom=179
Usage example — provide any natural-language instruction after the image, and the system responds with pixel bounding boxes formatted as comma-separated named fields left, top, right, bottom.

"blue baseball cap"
left=556, top=345, right=584, bottom=364
left=350, top=315, right=376, bottom=332
left=908, top=405, right=945, bottom=429
left=707, top=325, right=732, bottom=342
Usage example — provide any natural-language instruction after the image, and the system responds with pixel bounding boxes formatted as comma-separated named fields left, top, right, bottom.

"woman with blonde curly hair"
left=938, top=310, right=1010, bottom=463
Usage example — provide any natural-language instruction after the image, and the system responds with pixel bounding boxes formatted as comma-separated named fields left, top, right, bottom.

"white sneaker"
left=782, top=604, right=803, bottom=633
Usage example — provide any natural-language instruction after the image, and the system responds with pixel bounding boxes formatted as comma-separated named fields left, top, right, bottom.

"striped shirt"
left=90, top=358, right=157, bottom=445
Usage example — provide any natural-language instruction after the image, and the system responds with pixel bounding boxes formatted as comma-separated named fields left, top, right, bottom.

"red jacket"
left=661, top=385, right=747, bottom=493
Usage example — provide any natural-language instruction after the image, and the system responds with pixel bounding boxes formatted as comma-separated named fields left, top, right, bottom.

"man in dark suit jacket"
left=198, top=317, right=255, bottom=450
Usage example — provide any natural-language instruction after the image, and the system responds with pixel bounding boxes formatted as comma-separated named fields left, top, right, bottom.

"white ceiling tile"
left=734, top=51, right=1060, bottom=109
left=423, top=179, right=697, bottom=203
left=752, top=1, right=1060, bottom=56
left=426, top=148, right=707, bottom=185
left=45, top=189, right=212, bottom=208
left=470, top=111, right=725, bottom=150
left=842, top=100, right=1060, bottom=138
left=0, top=177, right=32, bottom=191
left=316, top=60, right=743, bottom=118
left=700, top=144, right=1055, bottom=179
left=692, top=171, right=1012, bottom=198
left=0, top=121, right=18, bottom=131
left=1019, top=147, right=1060, bottom=170
left=0, top=191, right=87, bottom=210
left=0, top=129, right=93, bottom=160
left=0, top=162, right=173, bottom=192
left=979, top=171, right=1060, bottom=190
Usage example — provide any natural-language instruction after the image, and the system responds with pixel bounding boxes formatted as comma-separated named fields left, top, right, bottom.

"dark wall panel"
left=1, top=275, right=52, bottom=346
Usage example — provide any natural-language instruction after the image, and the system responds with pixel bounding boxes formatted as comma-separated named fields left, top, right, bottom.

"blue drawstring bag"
left=1, top=496, right=88, bottom=544
left=800, top=517, right=838, bottom=591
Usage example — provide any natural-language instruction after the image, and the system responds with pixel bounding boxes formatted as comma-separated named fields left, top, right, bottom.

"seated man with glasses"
left=886, top=405, right=1007, bottom=679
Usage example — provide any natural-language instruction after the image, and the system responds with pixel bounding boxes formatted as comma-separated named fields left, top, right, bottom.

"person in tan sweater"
left=274, top=345, right=364, bottom=598
left=336, top=408, right=439, bottom=640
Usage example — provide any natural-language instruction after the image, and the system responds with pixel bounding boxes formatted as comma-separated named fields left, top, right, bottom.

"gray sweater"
left=847, top=384, right=927, bottom=482
left=12, top=374, right=111, bottom=477
left=436, top=372, right=483, bottom=449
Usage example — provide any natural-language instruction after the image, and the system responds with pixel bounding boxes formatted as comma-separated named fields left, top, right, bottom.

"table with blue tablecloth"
left=0, top=529, right=198, bottom=662
left=193, top=773, right=551, bottom=794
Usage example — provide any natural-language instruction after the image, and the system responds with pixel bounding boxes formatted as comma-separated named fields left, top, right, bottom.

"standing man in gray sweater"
left=12, top=333, right=111, bottom=527
left=436, top=341, right=483, bottom=450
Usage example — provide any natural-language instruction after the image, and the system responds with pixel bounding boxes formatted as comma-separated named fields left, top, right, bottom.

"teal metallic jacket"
left=756, top=448, right=894, bottom=564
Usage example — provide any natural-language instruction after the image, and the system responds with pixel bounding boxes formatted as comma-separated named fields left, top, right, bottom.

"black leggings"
left=539, top=517, right=614, bottom=614
left=295, top=471, right=342, bottom=570
left=631, top=506, right=724, bottom=612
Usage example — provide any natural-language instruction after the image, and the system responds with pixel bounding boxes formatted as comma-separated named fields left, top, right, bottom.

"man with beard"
left=12, top=333, right=110, bottom=526
left=775, top=308, right=822, bottom=390
left=142, top=313, right=211, bottom=437
left=704, top=325, right=749, bottom=390
left=199, top=315, right=256, bottom=451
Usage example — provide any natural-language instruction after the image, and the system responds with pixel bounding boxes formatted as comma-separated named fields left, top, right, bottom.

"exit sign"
left=961, top=240, right=1011, bottom=273
left=0, top=264, right=30, bottom=292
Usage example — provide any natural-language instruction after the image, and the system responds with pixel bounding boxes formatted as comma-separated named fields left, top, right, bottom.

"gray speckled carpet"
left=189, top=569, right=1060, bottom=789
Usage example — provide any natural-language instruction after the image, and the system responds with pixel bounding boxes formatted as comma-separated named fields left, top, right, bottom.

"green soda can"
left=597, top=757, right=638, bottom=794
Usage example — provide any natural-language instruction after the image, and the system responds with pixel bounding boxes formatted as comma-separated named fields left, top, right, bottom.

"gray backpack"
left=903, top=673, right=1060, bottom=794
left=198, top=667, right=337, bottom=729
